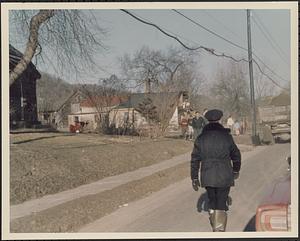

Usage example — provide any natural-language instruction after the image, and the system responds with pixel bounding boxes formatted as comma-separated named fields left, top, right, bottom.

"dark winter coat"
left=192, top=116, right=206, bottom=130
left=192, top=116, right=207, bottom=138
left=190, top=122, right=241, bottom=187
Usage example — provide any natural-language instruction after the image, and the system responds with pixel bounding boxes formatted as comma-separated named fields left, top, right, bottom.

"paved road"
left=79, top=143, right=291, bottom=232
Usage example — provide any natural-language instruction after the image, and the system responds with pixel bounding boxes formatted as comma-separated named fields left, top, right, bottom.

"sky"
left=9, top=7, right=291, bottom=93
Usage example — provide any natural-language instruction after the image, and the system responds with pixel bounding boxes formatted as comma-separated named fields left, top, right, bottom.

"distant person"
left=186, top=118, right=194, bottom=140
left=240, top=117, right=247, bottom=135
left=192, top=111, right=206, bottom=140
left=203, top=108, right=209, bottom=125
left=191, top=109, right=241, bottom=232
left=180, top=114, right=189, bottom=139
left=233, top=120, right=241, bottom=136
left=226, top=115, right=234, bottom=133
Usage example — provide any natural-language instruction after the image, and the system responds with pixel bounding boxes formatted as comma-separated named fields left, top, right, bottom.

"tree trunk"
left=9, top=10, right=55, bottom=86
left=145, top=78, right=151, bottom=93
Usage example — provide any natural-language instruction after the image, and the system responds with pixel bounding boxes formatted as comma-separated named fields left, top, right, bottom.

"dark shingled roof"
left=9, top=44, right=41, bottom=79
left=116, top=92, right=181, bottom=109
left=257, top=96, right=273, bottom=106
left=257, top=92, right=290, bottom=107
left=269, top=92, right=290, bottom=106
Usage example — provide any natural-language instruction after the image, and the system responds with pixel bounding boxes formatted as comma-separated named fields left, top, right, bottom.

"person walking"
left=187, top=118, right=194, bottom=141
left=233, top=120, right=241, bottom=136
left=240, top=117, right=247, bottom=135
left=190, top=109, right=241, bottom=232
left=180, top=113, right=189, bottom=139
left=226, top=115, right=234, bottom=133
left=192, top=111, right=207, bottom=140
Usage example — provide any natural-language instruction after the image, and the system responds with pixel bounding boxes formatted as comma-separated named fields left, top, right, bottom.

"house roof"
left=258, top=92, right=290, bottom=107
left=116, top=92, right=181, bottom=109
left=9, top=44, right=41, bottom=79
left=256, top=96, right=273, bottom=106
left=269, top=91, right=290, bottom=106
left=80, top=95, right=128, bottom=108
left=56, top=89, right=83, bottom=112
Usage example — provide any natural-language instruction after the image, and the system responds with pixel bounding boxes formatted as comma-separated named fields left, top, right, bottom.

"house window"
left=71, top=103, right=80, bottom=113
left=74, top=116, right=79, bottom=123
left=43, top=113, right=50, bottom=120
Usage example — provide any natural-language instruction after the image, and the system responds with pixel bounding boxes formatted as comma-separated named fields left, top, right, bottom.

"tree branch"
left=9, top=10, right=55, bottom=86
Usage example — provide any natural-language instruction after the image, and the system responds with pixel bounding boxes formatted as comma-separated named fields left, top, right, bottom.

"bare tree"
left=9, top=9, right=106, bottom=86
left=254, top=66, right=278, bottom=100
left=135, top=94, right=178, bottom=137
left=155, top=47, right=204, bottom=94
left=120, top=46, right=205, bottom=136
left=120, top=46, right=204, bottom=95
left=170, top=53, right=205, bottom=96
left=120, top=46, right=163, bottom=93
left=155, top=93, right=178, bottom=136
left=210, top=60, right=251, bottom=118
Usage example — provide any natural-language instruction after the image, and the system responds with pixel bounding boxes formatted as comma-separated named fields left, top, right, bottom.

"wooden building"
left=9, top=44, right=41, bottom=129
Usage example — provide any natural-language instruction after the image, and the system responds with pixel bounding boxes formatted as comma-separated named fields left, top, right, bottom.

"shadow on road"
left=12, top=134, right=73, bottom=144
left=197, top=192, right=209, bottom=213
left=243, top=215, right=256, bottom=231
left=275, top=139, right=291, bottom=144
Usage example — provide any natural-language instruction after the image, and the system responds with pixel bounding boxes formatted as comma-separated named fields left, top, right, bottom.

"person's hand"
left=233, top=172, right=239, bottom=180
left=192, top=179, right=200, bottom=191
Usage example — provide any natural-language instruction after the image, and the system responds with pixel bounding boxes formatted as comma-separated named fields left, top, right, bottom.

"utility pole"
left=247, top=9, right=259, bottom=145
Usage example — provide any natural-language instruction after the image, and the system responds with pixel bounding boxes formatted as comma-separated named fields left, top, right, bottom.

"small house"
left=66, top=93, right=128, bottom=132
left=109, top=91, right=190, bottom=135
left=54, top=90, right=86, bottom=130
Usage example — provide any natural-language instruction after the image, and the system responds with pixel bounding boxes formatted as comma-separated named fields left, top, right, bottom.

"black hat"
left=205, top=109, right=223, bottom=121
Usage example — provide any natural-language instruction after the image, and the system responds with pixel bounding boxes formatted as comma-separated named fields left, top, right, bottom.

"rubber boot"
left=210, top=210, right=227, bottom=232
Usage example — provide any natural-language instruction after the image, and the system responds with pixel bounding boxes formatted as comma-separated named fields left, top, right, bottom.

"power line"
left=251, top=52, right=289, bottom=83
left=253, top=11, right=290, bottom=62
left=121, top=9, right=248, bottom=63
left=201, top=10, right=272, bottom=67
left=252, top=15, right=289, bottom=66
left=120, top=9, right=289, bottom=92
left=172, top=9, right=249, bottom=52
left=202, top=10, right=245, bottom=43
left=121, top=9, right=203, bottom=51
left=252, top=59, right=288, bottom=90
left=173, top=9, right=289, bottom=84
left=172, top=9, right=289, bottom=83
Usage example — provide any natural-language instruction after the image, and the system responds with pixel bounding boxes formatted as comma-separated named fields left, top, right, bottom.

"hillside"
left=36, top=73, right=76, bottom=112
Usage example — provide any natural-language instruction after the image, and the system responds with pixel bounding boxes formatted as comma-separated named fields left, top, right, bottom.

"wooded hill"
left=36, top=73, right=76, bottom=112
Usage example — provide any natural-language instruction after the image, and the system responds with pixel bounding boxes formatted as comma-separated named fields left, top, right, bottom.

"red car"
left=244, top=156, right=291, bottom=231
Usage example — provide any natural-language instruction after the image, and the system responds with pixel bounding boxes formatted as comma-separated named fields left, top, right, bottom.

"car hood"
left=259, top=173, right=291, bottom=206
